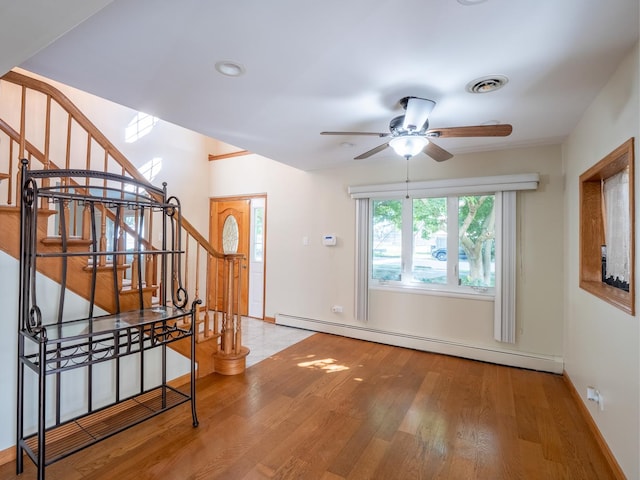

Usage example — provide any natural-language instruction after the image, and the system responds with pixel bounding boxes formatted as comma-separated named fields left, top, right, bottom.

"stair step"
left=83, top=263, right=130, bottom=272
left=121, top=278, right=158, bottom=288
left=41, top=236, right=93, bottom=248
left=196, top=332, right=221, bottom=344
left=120, top=285, right=157, bottom=294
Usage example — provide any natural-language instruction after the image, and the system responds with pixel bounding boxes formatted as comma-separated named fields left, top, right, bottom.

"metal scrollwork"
left=23, top=178, right=37, bottom=207
left=27, top=305, right=42, bottom=335
left=174, top=286, right=188, bottom=309
left=166, top=195, right=180, bottom=218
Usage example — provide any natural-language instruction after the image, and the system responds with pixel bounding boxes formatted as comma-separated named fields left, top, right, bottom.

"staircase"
left=0, top=70, right=248, bottom=377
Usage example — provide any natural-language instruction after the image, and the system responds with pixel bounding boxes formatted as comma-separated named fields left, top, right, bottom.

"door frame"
left=209, top=194, right=267, bottom=320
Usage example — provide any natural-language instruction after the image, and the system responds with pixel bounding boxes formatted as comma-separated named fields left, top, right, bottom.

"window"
left=372, top=199, right=402, bottom=281
left=370, top=194, right=495, bottom=294
left=413, top=197, right=448, bottom=285
left=251, top=200, right=264, bottom=262
left=125, top=112, right=158, bottom=143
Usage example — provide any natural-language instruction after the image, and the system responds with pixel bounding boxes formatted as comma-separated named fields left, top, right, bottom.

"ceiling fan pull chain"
left=405, top=158, right=410, bottom=199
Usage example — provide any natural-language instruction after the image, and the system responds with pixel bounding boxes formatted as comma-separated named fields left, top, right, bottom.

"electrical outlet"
left=586, top=386, right=604, bottom=411
left=331, top=305, right=343, bottom=313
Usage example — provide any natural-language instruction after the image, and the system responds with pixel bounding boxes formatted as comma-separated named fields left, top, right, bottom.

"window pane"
left=372, top=200, right=402, bottom=281
left=252, top=206, right=264, bottom=262
left=458, top=195, right=495, bottom=287
left=412, top=197, right=447, bottom=284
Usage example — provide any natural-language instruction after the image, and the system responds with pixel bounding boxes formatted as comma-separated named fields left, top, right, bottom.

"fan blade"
left=427, top=124, right=512, bottom=138
left=354, top=142, right=389, bottom=160
left=423, top=140, right=453, bottom=162
left=321, top=131, right=389, bottom=137
left=403, top=97, right=435, bottom=132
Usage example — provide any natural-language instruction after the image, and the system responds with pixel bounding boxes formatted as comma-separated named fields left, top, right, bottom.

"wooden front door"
left=209, top=198, right=250, bottom=316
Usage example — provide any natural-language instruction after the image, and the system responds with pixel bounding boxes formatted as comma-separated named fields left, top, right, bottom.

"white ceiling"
left=3, top=0, right=639, bottom=171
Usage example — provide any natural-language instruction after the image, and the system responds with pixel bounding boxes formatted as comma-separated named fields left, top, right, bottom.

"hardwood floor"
left=1, top=333, right=615, bottom=480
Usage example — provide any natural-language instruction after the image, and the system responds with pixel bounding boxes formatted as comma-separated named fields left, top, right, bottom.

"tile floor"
left=242, top=317, right=316, bottom=368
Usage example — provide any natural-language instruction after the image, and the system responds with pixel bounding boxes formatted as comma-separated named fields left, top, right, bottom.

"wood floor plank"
left=293, top=410, right=360, bottom=469
left=494, top=364, right=517, bottom=416
left=493, top=413, right=525, bottom=480
left=320, top=472, right=345, bottom=480
left=398, top=370, right=440, bottom=434
left=257, top=397, right=334, bottom=473
left=371, top=430, right=429, bottom=480
left=0, top=333, right=618, bottom=480
left=518, top=438, right=553, bottom=480
left=344, top=436, right=389, bottom=480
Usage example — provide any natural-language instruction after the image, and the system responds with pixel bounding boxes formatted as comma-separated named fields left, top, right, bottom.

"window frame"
left=369, top=193, right=497, bottom=298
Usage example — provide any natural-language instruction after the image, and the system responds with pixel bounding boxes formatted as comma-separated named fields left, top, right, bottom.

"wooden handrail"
left=182, top=217, right=223, bottom=259
left=3, top=71, right=136, bottom=172
left=0, top=120, right=157, bottom=251
left=0, top=118, right=46, bottom=164
left=1, top=71, right=227, bottom=260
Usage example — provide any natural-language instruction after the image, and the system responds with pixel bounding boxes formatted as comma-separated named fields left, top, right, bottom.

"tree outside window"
left=371, top=194, right=495, bottom=291
left=372, top=200, right=402, bottom=281
left=458, top=195, right=495, bottom=287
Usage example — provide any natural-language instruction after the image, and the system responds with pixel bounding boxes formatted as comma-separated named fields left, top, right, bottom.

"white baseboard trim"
left=276, top=314, right=563, bottom=374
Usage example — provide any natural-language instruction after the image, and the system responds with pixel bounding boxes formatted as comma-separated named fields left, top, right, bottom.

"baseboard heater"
left=276, top=314, right=563, bottom=374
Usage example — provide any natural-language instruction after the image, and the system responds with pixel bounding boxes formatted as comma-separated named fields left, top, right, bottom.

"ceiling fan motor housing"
left=389, top=115, right=429, bottom=135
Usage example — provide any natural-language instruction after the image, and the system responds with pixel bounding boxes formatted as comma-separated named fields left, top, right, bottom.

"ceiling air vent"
left=466, top=75, right=509, bottom=94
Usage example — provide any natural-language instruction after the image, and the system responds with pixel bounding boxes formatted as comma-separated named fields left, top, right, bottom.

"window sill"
left=580, top=280, right=634, bottom=316
left=370, top=282, right=494, bottom=302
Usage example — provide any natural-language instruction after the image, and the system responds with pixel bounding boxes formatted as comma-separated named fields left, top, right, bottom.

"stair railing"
left=0, top=70, right=244, bottom=354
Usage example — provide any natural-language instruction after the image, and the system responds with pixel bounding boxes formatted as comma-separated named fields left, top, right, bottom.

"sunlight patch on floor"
left=297, top=358, right=350, bottom=373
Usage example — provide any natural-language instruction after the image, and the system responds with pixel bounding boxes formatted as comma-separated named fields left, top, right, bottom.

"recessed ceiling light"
left=340, top=142, right=355, bottom=148
left=457, top=0, right=488, bottom=5
left=215, top=60, right=245, bottom=77
left=466, top=75, right=509, bottom=94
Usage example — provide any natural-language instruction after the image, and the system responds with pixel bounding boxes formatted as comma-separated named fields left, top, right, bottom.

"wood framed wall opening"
left=579, top=137, right=635, bottom=315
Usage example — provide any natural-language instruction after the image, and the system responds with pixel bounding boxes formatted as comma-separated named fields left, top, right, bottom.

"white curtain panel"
left=603, top=169, right=630, bottom=282
left=354, top=198, right=369, bottom=322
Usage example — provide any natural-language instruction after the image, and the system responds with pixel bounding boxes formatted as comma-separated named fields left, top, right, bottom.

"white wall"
left=563, top=43, right=639, bottom=479
left=209, top=143, right=565, bottom=371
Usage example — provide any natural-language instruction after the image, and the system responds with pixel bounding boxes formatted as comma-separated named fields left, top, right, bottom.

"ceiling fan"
left=321, top=96, right=512, bottom=162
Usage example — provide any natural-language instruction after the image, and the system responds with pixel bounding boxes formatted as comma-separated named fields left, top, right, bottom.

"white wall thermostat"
left=322, top=234, right=337, bottom=246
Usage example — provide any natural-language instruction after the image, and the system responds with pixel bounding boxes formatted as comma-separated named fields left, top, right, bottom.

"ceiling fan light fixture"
left=389, top=135, right=428, bottom=158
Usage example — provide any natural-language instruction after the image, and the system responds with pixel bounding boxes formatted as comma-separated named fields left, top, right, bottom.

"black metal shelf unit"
left=16, top=160, right=199, bottom=480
